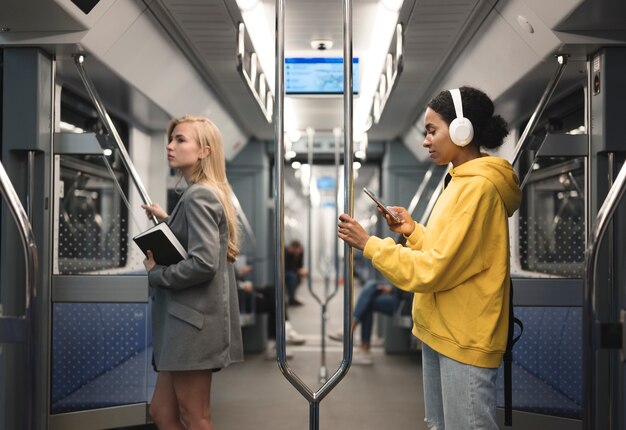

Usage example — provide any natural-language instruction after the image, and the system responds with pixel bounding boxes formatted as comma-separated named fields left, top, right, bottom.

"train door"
left=47, top=85, right=158, bottom=429
left=1, top=48, right=158, bottom=430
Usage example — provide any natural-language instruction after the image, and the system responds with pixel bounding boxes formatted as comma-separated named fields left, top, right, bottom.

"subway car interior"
left=2, top=0, right=626, bottom=429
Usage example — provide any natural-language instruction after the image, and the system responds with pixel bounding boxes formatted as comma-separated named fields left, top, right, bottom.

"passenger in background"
left=141, top=115, right=243, bottom=430
left=337, top=87, right=521, bottom=430
left=328, top=278, right=411, bottom=365
left=235, top=260, right=306, bottom=359
left=285, top=239, right=308, bottom=306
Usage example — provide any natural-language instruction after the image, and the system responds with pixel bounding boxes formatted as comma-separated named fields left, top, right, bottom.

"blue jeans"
left=285, top=271, right=299, bottom=301
left=422, top=343, right=498, bottom=430
left=354, top=280, right=398, bottom=344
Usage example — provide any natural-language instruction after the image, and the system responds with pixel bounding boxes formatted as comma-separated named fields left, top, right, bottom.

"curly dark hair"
left=427, top=86, right=509, bottom=149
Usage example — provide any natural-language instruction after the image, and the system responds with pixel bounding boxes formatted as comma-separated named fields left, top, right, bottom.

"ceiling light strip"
left=236, top=22, right=274, bottom=123
left=371, top=23, right=404, bottom=124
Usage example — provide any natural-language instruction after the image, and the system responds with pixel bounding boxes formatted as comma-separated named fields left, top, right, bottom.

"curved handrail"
left=0, top=161, right=39, bottom=430
left=419, top=171, right=447, bottom=226
left=511, top=55, right=568, bottom=168
left=231, top=193, right=257, bottom=250
left=406, top=163, right=436, bottom=216
left=583, top=159, right=626, bottom=430
left=74, top=55, right=158, bottom=225
left=274, top=0, right=354, bottom=426
left=0, top=161, right=39, bottom=318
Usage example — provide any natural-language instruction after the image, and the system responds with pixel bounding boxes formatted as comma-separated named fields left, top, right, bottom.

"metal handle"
left=0, top=161, right=38, bottom=321
left=511, top=55, right=568, bottom=168
left=407, top=164, right=436, bottom=216
left=419, top=171, right=448, bottom=225
left=231, top=193, right=257, bottom=250
left=274, top=0, right=354, bottom=427
left=74, top=54, right=158, bottom=225
left=0, top=160, right=38, bottom=430
left=583, top=159, right=626, bottom=429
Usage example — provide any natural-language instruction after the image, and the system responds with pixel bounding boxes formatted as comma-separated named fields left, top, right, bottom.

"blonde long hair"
left=167, top=115, right=240, bottom=262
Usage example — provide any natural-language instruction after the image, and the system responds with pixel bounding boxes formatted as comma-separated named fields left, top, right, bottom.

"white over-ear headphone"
left=448, top=88, right=474, bottom=147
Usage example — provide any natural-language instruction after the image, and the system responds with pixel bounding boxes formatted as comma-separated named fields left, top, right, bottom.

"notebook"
left=133, top=222, right=188, bottom=266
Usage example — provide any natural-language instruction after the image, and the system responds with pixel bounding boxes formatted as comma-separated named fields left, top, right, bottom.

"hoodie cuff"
left=404, top=221, right=421, bottom=245
left=363, top=236, right=385, bottom=260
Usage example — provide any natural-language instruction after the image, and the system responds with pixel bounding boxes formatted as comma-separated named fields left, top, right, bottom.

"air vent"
left=70, top=0, right=100, bottom=14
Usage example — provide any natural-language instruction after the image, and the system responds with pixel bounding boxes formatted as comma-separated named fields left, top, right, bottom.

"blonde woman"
left=142, top=115, right=243, bottom=429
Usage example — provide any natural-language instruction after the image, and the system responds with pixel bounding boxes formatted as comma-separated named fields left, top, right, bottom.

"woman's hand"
left=143, top=250, right=156, bottom=272
left=378, top=206, right=415, bottom=236
left=141, top=203, right=168, bottom=222
left=337, top=214, right=370, bottom=251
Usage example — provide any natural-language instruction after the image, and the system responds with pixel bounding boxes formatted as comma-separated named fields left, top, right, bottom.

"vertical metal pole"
left=333, top=127, right=341, bottom=300
left=274, top=0, right=287, bottom=369
left=306, top=127, right=314, bottom=302
left=342, top=0, right=355, bottom=371
left=309, top=401, right=319, bottom=430
left=273, top=2, right=354, bottom=426
left=26, top=152, right=35, bottom=223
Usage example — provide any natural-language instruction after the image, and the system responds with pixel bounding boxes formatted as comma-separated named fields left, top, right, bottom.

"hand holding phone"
left=363, top=187, right=401, bottom=223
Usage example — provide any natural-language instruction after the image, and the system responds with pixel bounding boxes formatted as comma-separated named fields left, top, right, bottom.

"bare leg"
left=171, top=370, right=214, bottom=430
left=150, top=371, right=185, bottom=430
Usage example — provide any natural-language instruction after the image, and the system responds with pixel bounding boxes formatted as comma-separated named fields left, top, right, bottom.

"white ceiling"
left=149, top=0, right=488, bottom=142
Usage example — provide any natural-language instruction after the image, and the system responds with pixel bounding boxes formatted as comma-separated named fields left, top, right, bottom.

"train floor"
left=134, top=280, right=427, bottom=430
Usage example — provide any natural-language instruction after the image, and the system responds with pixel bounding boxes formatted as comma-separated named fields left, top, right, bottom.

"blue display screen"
left=285, top=58, right=359, bottom=95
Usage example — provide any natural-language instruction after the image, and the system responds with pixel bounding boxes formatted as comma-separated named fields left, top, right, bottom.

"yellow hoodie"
left=363, top=155, right=521, bottom=368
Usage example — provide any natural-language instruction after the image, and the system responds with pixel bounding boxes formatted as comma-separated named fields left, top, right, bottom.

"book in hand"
left=133, top=222, right=188, bottom=266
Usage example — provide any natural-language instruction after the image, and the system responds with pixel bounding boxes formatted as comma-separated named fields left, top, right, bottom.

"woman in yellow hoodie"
left=338, top=86, right=521, bottom=430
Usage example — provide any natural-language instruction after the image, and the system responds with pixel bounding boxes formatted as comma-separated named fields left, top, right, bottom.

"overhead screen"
left=285, top=58, right=359, bottom=95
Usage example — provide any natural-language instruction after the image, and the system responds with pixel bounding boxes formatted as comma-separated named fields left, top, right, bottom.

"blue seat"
left=51, top=302, right=153, bottom=413
left=497, top=306, right=582, bottom=419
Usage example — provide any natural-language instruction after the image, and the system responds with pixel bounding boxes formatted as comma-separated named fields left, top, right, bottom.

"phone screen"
left=363, top=188, right=401, bottom=223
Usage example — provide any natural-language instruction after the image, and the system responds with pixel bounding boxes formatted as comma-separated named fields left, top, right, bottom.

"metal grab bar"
left=406, top=163, right=436, bottom=216
left=419, top=171, right=447, bottom=226
left=0, top=160, right=39, bottom=430
left=274, top=0, right=354, bottom=427
left=583, top=159, right=626, bottom=430
left=511, top=55, right=568, bottom=168
left=74, top=55, right=158, bottom=225
left=0, top=161, right=39, bottom=331
left=231, top=193, right=257, bottom=250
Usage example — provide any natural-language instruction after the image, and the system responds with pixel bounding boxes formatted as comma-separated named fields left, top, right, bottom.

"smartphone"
left=363, top=187, right=401, bottom=223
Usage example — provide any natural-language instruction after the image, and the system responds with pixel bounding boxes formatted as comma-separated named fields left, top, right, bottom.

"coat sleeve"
left=148, top=186, right=223, bottom=290
left=363, top=184, right=496, bottom=294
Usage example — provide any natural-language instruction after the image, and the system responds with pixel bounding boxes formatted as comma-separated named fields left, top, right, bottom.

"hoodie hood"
left=450, top=154, right=521, bottom=217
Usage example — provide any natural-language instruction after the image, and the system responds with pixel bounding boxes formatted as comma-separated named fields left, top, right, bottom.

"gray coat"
left=148, top=183, right=243, bottom=371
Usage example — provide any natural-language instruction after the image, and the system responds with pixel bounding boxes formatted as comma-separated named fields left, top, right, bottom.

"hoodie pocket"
left=168, top=300, right=204, bottom=330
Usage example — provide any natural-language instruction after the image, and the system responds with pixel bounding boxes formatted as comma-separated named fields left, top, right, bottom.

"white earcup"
left=448, top=88, right=474, bottom=147
left=449, top=117, right=474, bottom=147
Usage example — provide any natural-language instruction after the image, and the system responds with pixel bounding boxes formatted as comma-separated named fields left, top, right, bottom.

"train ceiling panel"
left=148, top=0, right=486, bottom=143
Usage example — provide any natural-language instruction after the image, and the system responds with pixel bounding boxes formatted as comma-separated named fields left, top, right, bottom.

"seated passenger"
left=329, top=279, right=411, bottom=365
left=235, top=262, right=305, bottom=360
